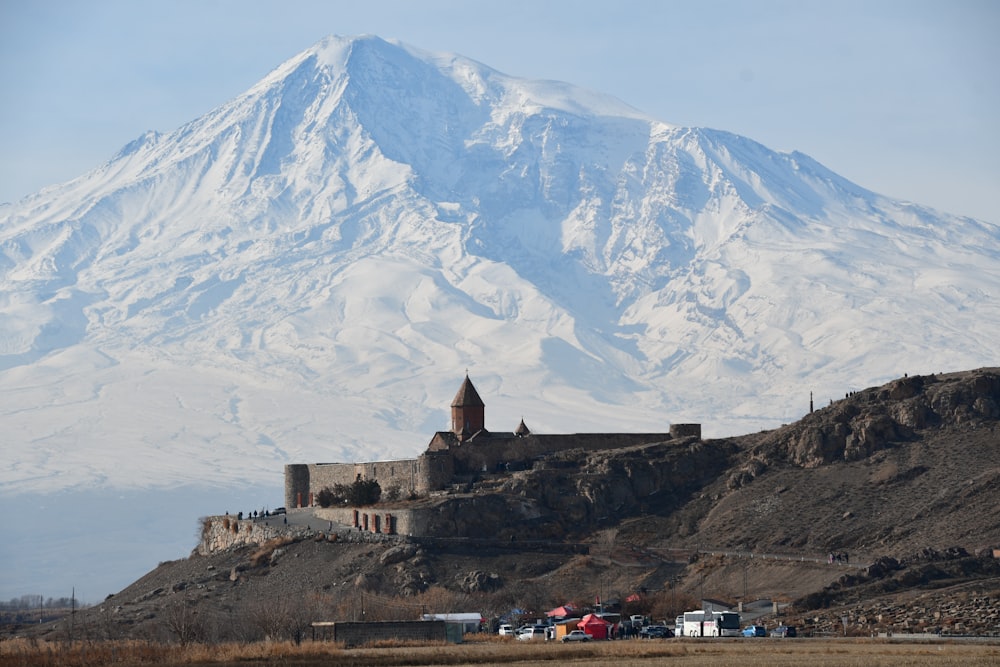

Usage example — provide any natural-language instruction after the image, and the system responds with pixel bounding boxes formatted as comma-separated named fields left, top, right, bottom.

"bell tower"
left=451, top=374, right=485, bottom=440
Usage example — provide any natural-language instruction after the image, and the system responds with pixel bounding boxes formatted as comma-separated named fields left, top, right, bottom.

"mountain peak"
left=0, top=34, right=997, bottom=496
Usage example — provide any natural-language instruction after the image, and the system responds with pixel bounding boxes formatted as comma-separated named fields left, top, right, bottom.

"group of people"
left=227, top=509, right=287, bottom=524
left=828, top=551, right=850, bottom=564
left=616, top=622, right=644, bottom=639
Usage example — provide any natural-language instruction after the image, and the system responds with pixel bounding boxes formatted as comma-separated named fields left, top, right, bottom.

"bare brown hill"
left=678, top=368, right=1000, bottom=559
left=9, top=369, right=999, bottom=641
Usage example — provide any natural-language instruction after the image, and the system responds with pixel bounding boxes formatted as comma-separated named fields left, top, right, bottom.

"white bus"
left=713, top=611, right=741, bottom=637
left=681, top=610, right=741, bottom=637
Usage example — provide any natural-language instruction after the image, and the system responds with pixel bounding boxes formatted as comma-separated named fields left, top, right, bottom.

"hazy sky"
left=1, top=0, right=997, bottom=222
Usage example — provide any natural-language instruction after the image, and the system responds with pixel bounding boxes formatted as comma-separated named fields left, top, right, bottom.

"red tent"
left=546, top=604, right=575, bottom=618
left=579, top=613, right=611, bottom=640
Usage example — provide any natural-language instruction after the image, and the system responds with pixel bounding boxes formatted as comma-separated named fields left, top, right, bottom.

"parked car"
left=742, top=625, right=766, bottom=637
left=498, top=624, right=515, bottom=636
left=516, top=626, right=547, bottom=641
left=770, top=625, right=797, bottom=638
left=561, top=629, right=592, bottom=642
left=640, top=625, right=673, bottom=638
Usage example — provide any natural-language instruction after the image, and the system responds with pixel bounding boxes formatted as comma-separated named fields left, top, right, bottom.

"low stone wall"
left=313, top=506, right=430, bottom=537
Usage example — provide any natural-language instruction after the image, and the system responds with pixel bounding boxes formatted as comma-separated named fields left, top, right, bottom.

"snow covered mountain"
left=2, top=34, right=998, bottom=498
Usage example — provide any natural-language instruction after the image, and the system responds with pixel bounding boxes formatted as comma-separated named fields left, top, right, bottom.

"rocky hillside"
left=7, top=369, right=998, bottom=641
left=421, top=368, right=999, bottom=559
left=659, top=368, right=1000, bottom=559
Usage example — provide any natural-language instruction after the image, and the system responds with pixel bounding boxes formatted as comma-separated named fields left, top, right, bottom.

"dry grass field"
left=1, top=637, right=998, bottom=667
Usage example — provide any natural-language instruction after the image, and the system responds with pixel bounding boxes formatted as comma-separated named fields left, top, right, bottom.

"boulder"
left=379, top=544, right=417, bottom=566
left=456, top=570, right=502, bottom=593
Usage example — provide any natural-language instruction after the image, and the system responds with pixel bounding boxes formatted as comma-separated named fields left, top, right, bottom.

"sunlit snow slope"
left=2, top=35, right=998, bottom=495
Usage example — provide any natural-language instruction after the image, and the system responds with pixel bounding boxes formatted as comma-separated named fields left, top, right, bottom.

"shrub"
left=316, top=487, right=337, bottom=508
left=384, top=482, right=402, bottom=502
left=317, top=480, right=382, bottom=507
left=200, top=517, right=212, bottom=539
left=250, top=537, right=295, bottom=567
left=349, top=479, right=381, bottom=506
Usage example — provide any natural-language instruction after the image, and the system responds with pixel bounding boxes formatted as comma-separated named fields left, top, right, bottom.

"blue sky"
left=1, top=0, right=998, bottom=223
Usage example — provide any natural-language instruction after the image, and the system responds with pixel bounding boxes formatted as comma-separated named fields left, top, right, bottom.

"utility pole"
left=670, top=576, right=679, bottom=617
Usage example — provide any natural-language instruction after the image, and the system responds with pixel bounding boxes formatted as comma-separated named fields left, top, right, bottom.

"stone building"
left=284, top=374, right=700, bottom=509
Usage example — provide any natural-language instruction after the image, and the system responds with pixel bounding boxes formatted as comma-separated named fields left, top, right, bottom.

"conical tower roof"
left=451, top=374, right=484, bottom=408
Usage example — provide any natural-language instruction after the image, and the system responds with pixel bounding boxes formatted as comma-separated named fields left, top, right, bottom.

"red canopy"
left=546, top=605, right=575, bottom=617
left=579, top=613, right=611, bottom=639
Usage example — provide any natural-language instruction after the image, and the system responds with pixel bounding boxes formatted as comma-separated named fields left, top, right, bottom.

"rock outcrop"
left=757, top=369, right=1000, bottom=467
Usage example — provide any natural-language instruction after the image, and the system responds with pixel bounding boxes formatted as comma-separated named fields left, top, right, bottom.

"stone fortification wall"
left=198, top=515, right=301, bottom=555
left=419, top=451, right=454, bottom=492
left=285, top=454, right=454, bottom=509
left=285, top=428, right=700, bottom=509
left=286, top=458, right=416, bottom=509
left=198, top=505, right=457, bottom=546
left=284, top=464, right=311, bottom=509
left=198, top=514, right=404, bottom=554
left=670, top=423, right=702, bottom=438
left=286, top=433, right=682, bottom=508
left=449, top=432, right=676, bottom=475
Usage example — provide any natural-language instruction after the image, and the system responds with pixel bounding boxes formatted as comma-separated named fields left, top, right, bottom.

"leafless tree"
left=162, top=598, right=206, bottom=645
left=241, top=595, right=312, bottom=642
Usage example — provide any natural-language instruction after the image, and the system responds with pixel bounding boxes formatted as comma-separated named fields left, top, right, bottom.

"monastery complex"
left=284, top=375, right=701, bottom=510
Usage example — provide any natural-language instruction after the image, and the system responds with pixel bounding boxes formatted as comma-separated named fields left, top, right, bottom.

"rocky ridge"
left=7, top=368, right=999, bottom=641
